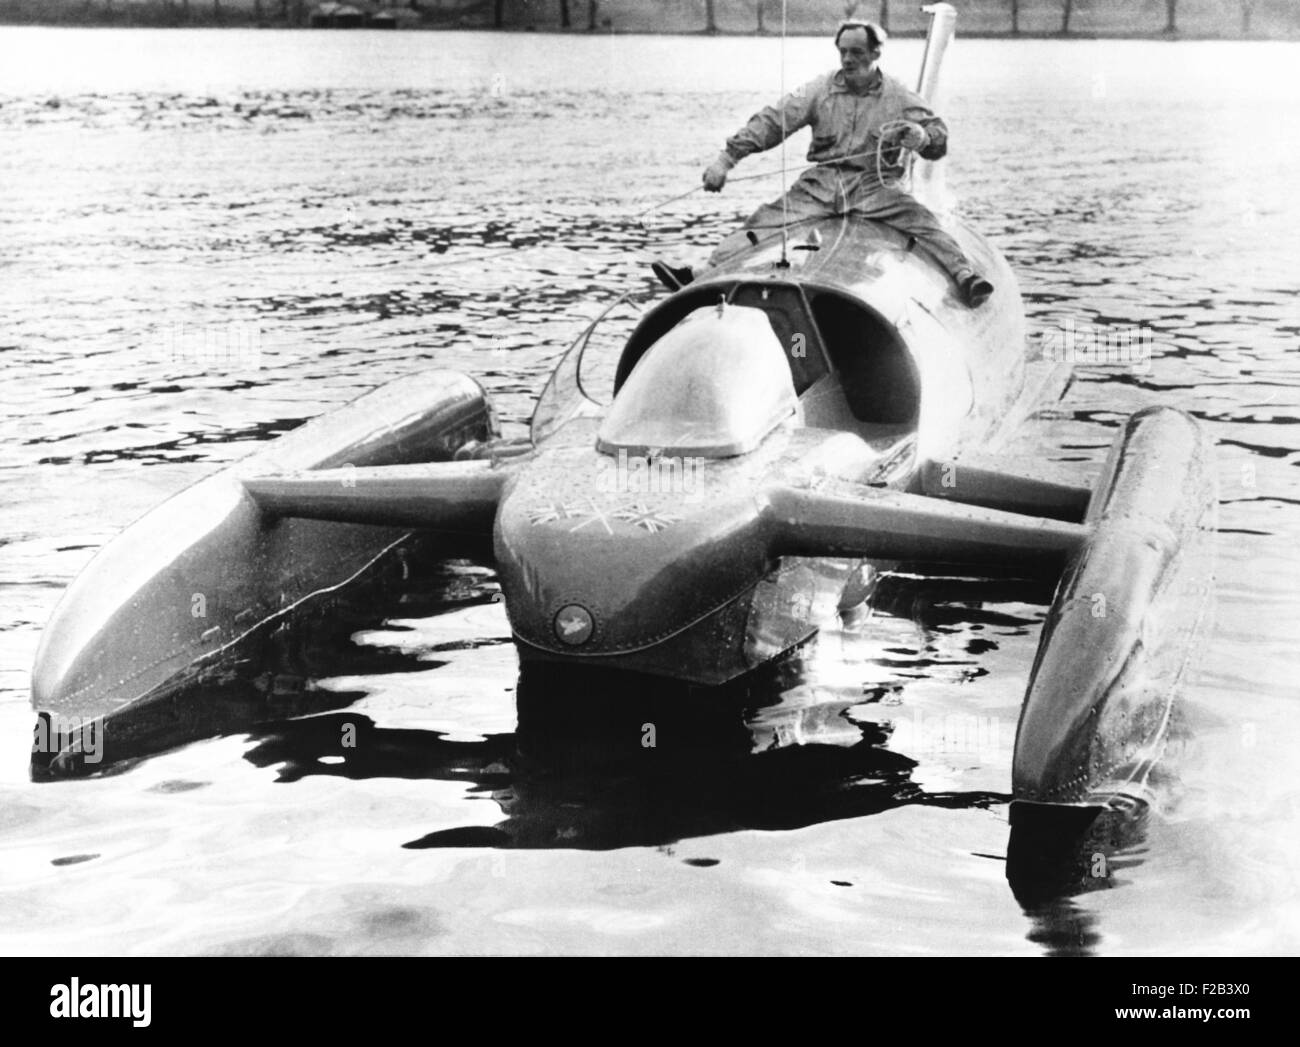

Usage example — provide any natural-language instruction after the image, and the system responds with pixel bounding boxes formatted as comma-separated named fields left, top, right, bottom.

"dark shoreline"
left=0, top=22, right=1296, bottom=42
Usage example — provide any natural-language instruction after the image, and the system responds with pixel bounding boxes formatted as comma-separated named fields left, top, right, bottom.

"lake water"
left=1, top=27, right=1298, bottom=956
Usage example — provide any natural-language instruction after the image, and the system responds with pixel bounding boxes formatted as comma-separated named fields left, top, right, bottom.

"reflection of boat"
left=241, top=665, right=1007, bottom=852
left=32, top=7, right=1215, bottom=824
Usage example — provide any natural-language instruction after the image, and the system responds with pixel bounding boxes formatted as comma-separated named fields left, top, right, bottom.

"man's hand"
left=890, top=122, right=929, bottom=152
left=703, top=152, right=735, bottom=193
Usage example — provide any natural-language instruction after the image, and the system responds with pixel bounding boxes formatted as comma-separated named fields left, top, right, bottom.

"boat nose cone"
left=492, top=447, right=769, bottom=660
left=553, top=604, right=594, bottom=646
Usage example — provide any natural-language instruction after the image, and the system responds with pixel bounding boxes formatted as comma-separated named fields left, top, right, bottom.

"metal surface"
left=1011, top=407, right=1218, bottom=807
left=243, top=461, right=506, bottom=531
left=918, top=455, right=1092, bottom=522
left=596, top=304, right=798, bottom=458
left=32, top=370, right=497, bottom=717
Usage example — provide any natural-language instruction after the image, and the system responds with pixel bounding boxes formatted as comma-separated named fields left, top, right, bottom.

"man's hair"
left=835, top=20, right=887, bottom=50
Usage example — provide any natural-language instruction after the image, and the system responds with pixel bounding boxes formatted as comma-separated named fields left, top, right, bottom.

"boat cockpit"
left=530, top=278, right=922, bottom=455
left=617, top=280, right=920, bottom=429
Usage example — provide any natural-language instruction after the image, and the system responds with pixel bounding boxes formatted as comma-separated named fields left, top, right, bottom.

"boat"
left=30, top=6, right=1216, bottom=822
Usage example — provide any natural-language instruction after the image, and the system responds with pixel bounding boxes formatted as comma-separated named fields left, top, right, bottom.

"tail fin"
left=916, top=3, right=958, bottom=104
left=913, top=3, right=958, bottom=212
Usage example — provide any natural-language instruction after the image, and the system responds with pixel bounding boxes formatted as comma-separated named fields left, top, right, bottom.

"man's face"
left=837, top=28, right=879, bottom=86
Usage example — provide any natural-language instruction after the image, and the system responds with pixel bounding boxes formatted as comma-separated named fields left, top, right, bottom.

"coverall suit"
left=707, top=66, right=975, bottom=285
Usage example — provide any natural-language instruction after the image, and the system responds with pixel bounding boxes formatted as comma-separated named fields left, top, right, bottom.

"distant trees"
left=7, top=0, right=1294, bottom=37
left=280, top=0, right=308, bottom=25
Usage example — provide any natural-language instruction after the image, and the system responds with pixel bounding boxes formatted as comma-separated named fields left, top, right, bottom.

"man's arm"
left=704, top=79, right=820, bottom=191
left=900, top=103, right=948, bottom=162
left=723, top=79, right=820, bottom=163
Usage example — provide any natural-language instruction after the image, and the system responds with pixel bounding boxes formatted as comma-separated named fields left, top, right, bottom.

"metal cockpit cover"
left=596, top=303, right=799, bottom=459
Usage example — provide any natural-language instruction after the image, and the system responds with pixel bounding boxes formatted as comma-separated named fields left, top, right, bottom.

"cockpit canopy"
left=596, top=304, right=798, bottom=459
left=528, top=275, right=925, bottom=452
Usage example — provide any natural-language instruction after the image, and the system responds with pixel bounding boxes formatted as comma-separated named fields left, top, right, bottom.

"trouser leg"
left=706, top=182, right=832, bottom=268
left=845, top=186, right=974, bottom=280
left=706, top=177, right=977, bottom=287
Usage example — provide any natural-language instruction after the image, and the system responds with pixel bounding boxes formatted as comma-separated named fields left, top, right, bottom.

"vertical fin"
left=913, top=3, right=958, bottom=212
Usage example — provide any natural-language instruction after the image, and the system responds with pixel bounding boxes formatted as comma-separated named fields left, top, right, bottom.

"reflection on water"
left=2, top=30, right=1299, bottom=956
left=33, top=548, right=1015, bottom=840
left=21, top=538, right=1156, bottom=955
left=246, top=674, right=1005, bottom=853
left=1007, top=804, right=1151, bottom=958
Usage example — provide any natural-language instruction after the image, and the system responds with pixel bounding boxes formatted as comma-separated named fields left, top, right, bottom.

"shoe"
left=959, top=273, right=994, bottom=308
left=651, top=260, right=694, bottom=291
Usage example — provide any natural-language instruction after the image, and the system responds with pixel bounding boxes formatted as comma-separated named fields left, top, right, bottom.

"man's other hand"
left=891, top=122, right=929, bottom=152
left=703, top=154, right=734, bottom=192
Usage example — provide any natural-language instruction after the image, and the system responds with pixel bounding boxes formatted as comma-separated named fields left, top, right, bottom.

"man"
left=654, top=21, right=993, bottom=308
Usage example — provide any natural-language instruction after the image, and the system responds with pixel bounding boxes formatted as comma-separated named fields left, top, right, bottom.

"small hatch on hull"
left=596, top=304, right=798, bottom=459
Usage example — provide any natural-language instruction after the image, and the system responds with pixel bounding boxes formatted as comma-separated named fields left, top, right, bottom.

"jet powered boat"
left=31, top=6, right=1216, bottom=818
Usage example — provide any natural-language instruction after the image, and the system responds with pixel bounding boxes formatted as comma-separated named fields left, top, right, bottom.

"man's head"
left=835, top=21, right=885, bottom=90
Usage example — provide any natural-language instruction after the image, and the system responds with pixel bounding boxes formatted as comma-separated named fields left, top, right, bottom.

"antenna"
left=777, top=0, right=790, bottom=268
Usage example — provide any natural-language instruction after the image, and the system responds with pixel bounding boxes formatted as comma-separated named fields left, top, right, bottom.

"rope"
left=874, top=119, right=916, bottom=190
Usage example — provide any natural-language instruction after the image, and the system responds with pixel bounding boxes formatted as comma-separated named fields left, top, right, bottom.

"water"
left=1, top=27, right=1299, bottom=956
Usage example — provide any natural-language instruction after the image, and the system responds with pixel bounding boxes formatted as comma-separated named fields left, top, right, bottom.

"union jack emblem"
left=526, top=502, right=583, bottom=525
left=612, top=503, right=683, bottom=534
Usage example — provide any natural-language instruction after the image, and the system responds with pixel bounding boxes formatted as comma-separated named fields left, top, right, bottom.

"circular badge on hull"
left=553, top=604, right=594, bottom=646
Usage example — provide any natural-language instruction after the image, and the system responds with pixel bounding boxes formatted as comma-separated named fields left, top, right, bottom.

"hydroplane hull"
left=31, top=371, right=497, bottom=721
left=29, top=5, right=1217, bottom=827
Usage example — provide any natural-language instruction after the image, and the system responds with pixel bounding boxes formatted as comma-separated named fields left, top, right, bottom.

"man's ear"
left=870, top=48, right=882, bottom=62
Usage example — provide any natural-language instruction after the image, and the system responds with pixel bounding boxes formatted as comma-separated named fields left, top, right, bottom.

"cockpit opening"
left=614, top=280, right=921, bottom=430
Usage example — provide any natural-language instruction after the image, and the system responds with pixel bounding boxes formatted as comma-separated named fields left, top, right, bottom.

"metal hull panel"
left=1012, top=407, right=1217, bottom=806
left=32, top=371, right=495, bottom=716
left=513, top=556, right=858, bottom=686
